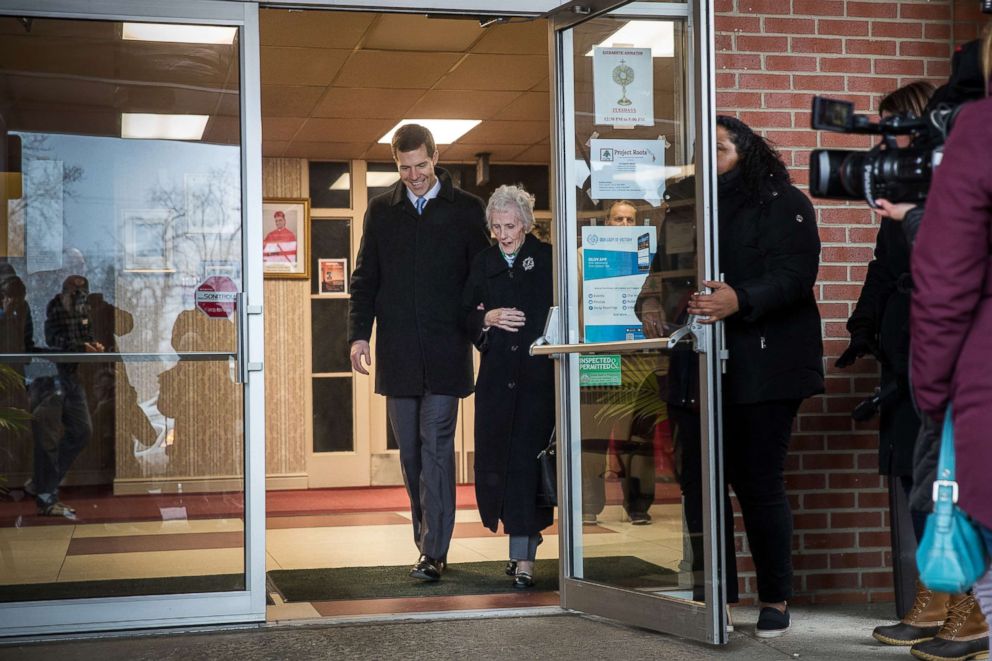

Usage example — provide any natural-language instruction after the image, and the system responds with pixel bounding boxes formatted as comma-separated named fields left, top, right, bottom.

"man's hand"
left=484, top=307, right=526, bottom=332
left=84, top=341, right=104, bottom=353
left=350, top=340, right=371, bottom=375
left=873, top=199, right=917, bottom=222
left=835, top=334, right=877, bottom=368
left=639, top=298, right=666, bottom=338
left=687, top=281, right=739, bottom=324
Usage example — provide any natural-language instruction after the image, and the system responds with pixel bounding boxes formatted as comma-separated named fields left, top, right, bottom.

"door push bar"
left=529, top=306, right=709, bottom=357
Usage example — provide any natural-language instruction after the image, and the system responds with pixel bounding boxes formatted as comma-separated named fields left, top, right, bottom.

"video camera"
left=807, top=96, right=964, bottom=207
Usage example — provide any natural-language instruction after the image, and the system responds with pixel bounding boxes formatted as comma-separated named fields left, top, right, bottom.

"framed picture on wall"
left=317, top=258, right=348, bottom=296
left=123, top=208, right=174, bottom=272
left=262, top=198, right=310, bottom=279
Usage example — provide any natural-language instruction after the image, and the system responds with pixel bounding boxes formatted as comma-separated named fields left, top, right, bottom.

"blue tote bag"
left=916, top=406, right=990, bottom=593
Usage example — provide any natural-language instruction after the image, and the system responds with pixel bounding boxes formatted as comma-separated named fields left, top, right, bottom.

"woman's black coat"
left=718, top=169, right=825, bottom=404
left=845, top=218, right=919, bottom=477
left=348, top=168, right=490, bottom=397
left=463, top=234, right=555, bottom=535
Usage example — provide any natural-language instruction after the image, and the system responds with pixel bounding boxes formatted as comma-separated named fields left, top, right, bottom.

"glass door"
left=0, top=0, right=265, bottom=635
left=543, top=0, right=728, bottom=643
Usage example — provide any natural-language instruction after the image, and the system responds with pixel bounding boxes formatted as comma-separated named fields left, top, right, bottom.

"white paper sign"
left=593, top=47, right=653, bottom=127
left=590, top=138, right=666, bottom=204
left=582, top=226, right=656, bottom=343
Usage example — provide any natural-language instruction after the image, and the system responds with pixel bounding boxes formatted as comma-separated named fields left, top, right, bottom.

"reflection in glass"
left=0, top=16, right=244, bottom=602
left=569, top=15, right=704, bottom=604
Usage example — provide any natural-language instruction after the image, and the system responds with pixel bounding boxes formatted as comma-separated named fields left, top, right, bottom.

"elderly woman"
left=462, top=184, right=554, bottom=588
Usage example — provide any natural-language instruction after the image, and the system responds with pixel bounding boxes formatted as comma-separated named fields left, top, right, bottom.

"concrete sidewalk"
left=0, top=603, right=920, bottom=661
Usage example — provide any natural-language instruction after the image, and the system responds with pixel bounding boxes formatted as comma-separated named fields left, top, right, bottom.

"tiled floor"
left=0, top=487, right=694, bottom=620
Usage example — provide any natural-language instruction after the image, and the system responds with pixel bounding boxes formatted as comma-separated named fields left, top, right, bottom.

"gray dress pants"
left=387, top=393, right=459, bottom=560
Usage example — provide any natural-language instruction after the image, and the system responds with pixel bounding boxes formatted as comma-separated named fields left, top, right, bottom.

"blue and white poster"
left=582, top=226, right=657, bottom=343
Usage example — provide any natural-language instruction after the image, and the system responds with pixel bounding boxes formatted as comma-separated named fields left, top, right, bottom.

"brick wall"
left=714, top=0, right=988, bottom=605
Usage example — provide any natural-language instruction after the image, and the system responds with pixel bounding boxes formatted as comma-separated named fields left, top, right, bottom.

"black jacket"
left=719, top=169, right=824, bottom=404
left=846, top=217, right=920, bottom=476
left=348, top=168, right=490, bottom=397
left=462, top=235, right=555, bottom=535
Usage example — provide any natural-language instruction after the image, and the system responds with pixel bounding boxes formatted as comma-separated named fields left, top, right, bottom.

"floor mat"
left=0, top=574, right=245, bottom=603
left=268, top=556, right=677, bottom=602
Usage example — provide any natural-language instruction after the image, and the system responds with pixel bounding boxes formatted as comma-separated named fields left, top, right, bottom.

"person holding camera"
left=686, top=116, right=824, bottom=638
left=909, top=25, right=992, bottom=661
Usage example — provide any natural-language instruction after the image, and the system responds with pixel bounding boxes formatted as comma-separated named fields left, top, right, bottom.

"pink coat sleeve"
left=910, top=98, right=992, bottom=421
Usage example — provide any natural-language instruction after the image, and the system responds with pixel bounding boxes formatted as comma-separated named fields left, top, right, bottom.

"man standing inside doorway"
left=348, top=124, right=489, bottom=581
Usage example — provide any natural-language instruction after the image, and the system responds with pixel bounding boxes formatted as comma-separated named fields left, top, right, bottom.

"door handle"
left=235, top=292, right=264, bottom=384
left=528, top=313, right=709, bottom=357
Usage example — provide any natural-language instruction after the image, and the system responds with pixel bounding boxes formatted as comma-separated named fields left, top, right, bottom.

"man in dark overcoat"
left=348, top=124, right=489, bottom=581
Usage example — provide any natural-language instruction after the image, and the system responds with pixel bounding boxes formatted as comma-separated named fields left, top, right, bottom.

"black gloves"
left=835, top=333, right=877, bottom=368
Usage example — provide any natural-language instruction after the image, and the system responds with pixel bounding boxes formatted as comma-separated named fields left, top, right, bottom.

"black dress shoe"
left=505, top=561, right=517, bottom=576
left=513, top=571, right=535, bottom=589
left=410, top=554, right=445, bottom=582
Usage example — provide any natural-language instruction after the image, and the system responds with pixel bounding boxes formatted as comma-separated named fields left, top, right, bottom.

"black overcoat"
left=718, top=169, right=825, bottom=404
left=348, top=168, right=490, bottom=397
left=845, top=218, right=919, bottom=476
left=463, top=235, right=556, bottom=535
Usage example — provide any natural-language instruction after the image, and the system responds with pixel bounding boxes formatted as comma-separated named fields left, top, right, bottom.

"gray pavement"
left=0, top=603, right=918, bottom=660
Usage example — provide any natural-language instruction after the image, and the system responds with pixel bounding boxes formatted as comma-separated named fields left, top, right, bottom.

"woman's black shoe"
left=513, top=571, right=535, bottom=589
left=755, top=606, right=790, bottom=638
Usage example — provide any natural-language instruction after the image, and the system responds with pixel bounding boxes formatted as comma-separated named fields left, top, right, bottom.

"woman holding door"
left=687, top=116, right=824, bottom=637
left=462, top=185, right=555, bottom=589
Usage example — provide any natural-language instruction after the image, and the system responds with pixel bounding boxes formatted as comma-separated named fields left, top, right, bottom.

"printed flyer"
left=582, top=225, right=656, bottom=343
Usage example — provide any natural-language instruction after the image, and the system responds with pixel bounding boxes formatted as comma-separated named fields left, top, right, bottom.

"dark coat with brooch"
left=348, top=168, right=490, bottom=397
left=718, top=168, right=824, bottom=404
left=463, top=234, right=555, bottom=535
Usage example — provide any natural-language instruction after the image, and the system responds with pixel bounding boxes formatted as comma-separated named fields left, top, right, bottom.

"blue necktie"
left=416, top=197, right=426, bottom=215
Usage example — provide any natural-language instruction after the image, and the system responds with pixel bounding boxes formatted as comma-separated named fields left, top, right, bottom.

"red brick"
left=821, top=282, right=862, bottom=298
left=849, top=227, right=881, bottom=243
left=875, top=58, right=926, bottom=76
left=858, top=491, right=888, bottom=508
left=738, top=73, right=793, bottom=90
left=847, top=75, right=901, bottom=93
left=823, top=396, right=869, bottom=414
left=736, top=35, right=789, bottom=52
left=764, top=129, right=819, bottom=148
left=719, top=53, right=762, bottom=70
left=832, top=512, right=883, bottom=529
left=819, top=57, right=872, bottom=74
left=845, top=39, right=897, bottom=56
left=739, top=110, right=794, bottom=128
left=858, top=530, right=891, bottom=547
left=764, top=17, right=817, bottom=34
left=851, top=264, right=869, bottom=281
left=794, top=553, right=830, bottom=570
left=824, top=434, right=878, bottom=451
left=846, top=1, right=898, bottom=18
left=818, top=301, right=851, bottom=319
left=717, top=15, right=761, bottom=33
left=829, top=472, right=882, bottom=489
left=804, top=490, right=857, bottom=508
left=819, top=131, right=876, bottom=149
left=763, top=92, right=815, bottom=109
left=800, top=414, right=855, bottom=434
left=805, top=531, right=857, bottom=550
left=818, top=19, right=869, bottom=36
left=794, top=512, right=830, bottom=530
left=861, top=571, right=894, bottom=589
left=872, top=21, right=923, bottom=39
left=925, top=23, right=951, bottom=40
left=794, top=74, right=846, bottom=91
left=822, top=246, right=874, bottom=262
left=927, top=60, right=951, bottom=78
left=766, top=55, right=819, bottom=72
left=858, top=453, right=880, bottom=470
left=819, top=207, right=875, bottom=225
left=737, top=0, right=793, bottom=13
left=807, top=572, right=861, bottom=590
left=716, top=72, right=737, bottom=88
left=785, top=472, right=827, bottom=490
left=716, top=33, right=734, bottom=51
left=819, top=227, right=847, bottom=243
left=830, top=550, right=883, bottom=568
left=818, top=265, right=849, bottom=282
left=899, top=3, right=951, bottom=20
left=900, top=41, right=952, bottom=58
left=717, top=91, right=762, bottom=108
left=789, top=36, right=844, bottom=54
left=793, top=0, right=845, bottom=15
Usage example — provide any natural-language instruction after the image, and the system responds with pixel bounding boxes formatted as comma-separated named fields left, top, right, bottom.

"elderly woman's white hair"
left=486, top=184, right=536, bottom=233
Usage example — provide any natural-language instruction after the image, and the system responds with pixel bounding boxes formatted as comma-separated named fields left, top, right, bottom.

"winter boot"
left=873, top=580, right=950, bottom=645
left=910, top=592, right=989, bottom=661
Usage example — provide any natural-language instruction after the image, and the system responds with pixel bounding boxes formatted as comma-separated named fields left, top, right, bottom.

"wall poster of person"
left=262, top=198, right=310, bottom=279
left=318, top=258, right=347, bottom=295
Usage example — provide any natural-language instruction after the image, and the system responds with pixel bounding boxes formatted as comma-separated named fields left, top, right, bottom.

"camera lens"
left=810, top=149, right=864, bottom=200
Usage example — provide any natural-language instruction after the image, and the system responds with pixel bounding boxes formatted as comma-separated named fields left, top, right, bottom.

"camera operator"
left=835, top=81, right=937, bottom=647
left=911, top=24, right=992, bottom=652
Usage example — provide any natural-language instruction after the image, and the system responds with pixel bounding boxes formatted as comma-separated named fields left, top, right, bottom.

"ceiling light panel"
left=378, top=119, right=481, bottom=145
left=121, top=113, right=208, bottom=140
left=586, top=21, right=675, bottom=57
left=123, top=22, right=237, bottom=45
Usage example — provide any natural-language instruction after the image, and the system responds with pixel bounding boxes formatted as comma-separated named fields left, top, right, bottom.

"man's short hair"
left=274, top=210, right=286, bottom=219
left=391, top=124, right=436, bottom=160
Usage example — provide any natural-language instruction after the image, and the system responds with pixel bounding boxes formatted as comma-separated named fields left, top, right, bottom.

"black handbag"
left=536, top=427, right=557, bottom=508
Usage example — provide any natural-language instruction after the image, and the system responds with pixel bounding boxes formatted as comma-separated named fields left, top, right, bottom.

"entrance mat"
left=0, top=574, right=245, bottom=603
left=268, top=556, right=676, bottom=602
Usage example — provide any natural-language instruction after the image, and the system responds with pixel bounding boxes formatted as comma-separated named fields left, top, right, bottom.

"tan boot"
left=873, top=581, right=950, bottom=646
left=910, top=592, right=990, bottom=661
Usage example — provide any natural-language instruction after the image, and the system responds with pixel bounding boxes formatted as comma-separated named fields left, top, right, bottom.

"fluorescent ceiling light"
left=329, top=172, right=400, bottom=191
left=378, top=119, right=481, bottom=146
left=123, top=22, right=237, bottom=45
left=586, top=21, right=675, bottom=57
left=121, top=113, right=208, bottom=140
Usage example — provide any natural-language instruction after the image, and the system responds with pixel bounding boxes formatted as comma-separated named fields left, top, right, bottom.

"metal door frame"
left=547, top=0, right=728, bottom=644
left=0, top=0, right=266, bottom=636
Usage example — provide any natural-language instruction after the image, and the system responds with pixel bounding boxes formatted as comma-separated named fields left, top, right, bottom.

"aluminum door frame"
left=547, top=0, right=728, bottom=644
left=0, top=0, right=266, bottom=636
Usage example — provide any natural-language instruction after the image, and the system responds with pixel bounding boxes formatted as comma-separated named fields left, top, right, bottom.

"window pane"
left=312, top=377, right=353, bottom=453
left=308, top=162, right=350, bottom=209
